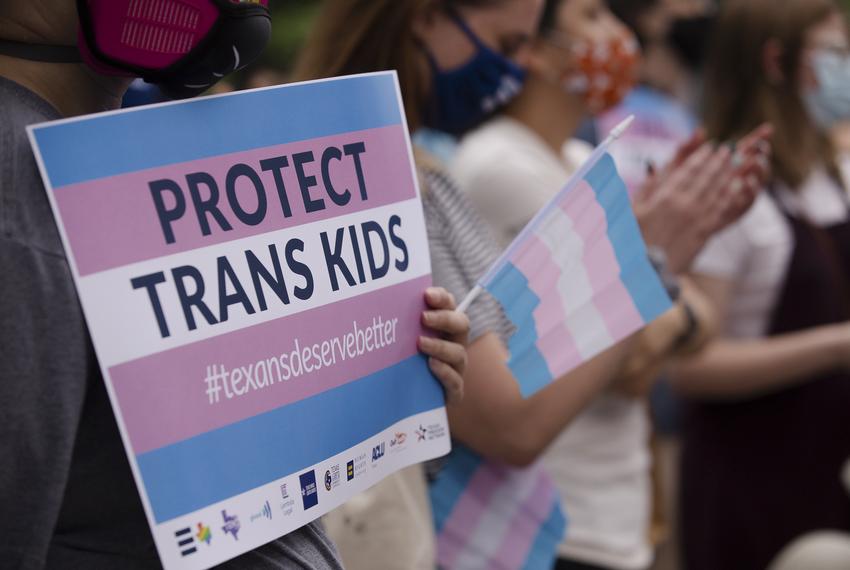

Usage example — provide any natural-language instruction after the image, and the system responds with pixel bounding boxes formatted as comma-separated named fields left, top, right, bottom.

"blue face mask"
left=423, top=12, right=527, bottom=135
left=804, top=49, right=850, bottom=130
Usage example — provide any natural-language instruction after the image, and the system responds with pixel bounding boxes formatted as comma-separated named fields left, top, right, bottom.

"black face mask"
left=667, top=14, right=716, bottom=71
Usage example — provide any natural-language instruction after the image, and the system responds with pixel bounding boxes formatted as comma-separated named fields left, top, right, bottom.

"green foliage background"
left=263, top=0, right=321, bottom=72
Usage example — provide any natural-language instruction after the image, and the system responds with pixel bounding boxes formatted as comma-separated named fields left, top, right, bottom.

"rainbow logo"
left=196, top=523, right=212, bottom=545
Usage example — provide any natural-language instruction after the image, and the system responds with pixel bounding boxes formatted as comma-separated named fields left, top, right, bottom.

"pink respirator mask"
left=0, top=0, right=271, bottom=99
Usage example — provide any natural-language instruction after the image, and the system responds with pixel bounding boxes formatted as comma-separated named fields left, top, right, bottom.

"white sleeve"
left=692, top=219, right=751, bottom=279
left=454, top=151, right=562, bottom=244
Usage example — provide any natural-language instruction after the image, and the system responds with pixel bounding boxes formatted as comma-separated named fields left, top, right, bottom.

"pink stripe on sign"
left=110, top=275, right=431, bottom=455
left=437, top=464, right=508, bottom=569
left=493, top=470, right=561, bottom=568
left=53, top=125, right=416, bottom=277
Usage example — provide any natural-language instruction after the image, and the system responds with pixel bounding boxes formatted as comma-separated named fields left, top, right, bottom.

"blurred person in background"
left=599, top=0, right=715, bottom=194
left=0, top=1, right=469, bottom=568
left=612, top=0, right=714, bottom=112
left=298, top=5, right=604, bottom=568
left=0, top=1, right=338, bottom=567
left=296, top=0, right=766, bottom=568
left=449, top=0, right=769, bottom=568
left=671, top=1, right=850, bottom=568
left=599, top=3, right=718, bottom=563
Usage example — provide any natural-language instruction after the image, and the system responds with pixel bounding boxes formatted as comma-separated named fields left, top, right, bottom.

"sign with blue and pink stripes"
left=469, top=143, right=671, bottom=398
left=28, top=72, right=450, bottom=570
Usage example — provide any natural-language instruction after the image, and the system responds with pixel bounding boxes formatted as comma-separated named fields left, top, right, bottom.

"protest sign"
left=28, top=72, right=449, bottom=569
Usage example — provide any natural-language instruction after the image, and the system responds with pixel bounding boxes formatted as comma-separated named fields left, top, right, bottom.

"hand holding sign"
left=419, top=287, right=470, bottom=403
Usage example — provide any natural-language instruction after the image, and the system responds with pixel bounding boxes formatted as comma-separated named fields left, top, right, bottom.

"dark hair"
left=538, top=0, right=560, bottom=34
left=606, top=0, right=658, bottom=43
left=704, top=0, right=840, bottom=189
left=294, top=0, right=508, bottom=131
left=539, top=0, right=659, bottom=39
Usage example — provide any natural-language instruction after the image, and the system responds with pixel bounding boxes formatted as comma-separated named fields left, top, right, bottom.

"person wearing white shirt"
left=452, top=0, right=770, bottom=568
left=671, top=2, right=850, bottom=569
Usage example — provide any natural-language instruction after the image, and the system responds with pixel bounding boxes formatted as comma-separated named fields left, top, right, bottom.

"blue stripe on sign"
left=521, top=500, right=568, bottom=570
left=485, top=262, right=553, bottom=397
left=32, top=73, right=403, bottom=188
left=137, top=354, right=443, bottom=523
left=429, top=444, right=484, bottom=531
left=585, top=154, right=671, bottom=322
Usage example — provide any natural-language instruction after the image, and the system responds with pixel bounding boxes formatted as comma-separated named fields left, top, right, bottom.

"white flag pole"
left=455, top=115, right=635, bottom=314
left=456, top=284, right=482, bottom=314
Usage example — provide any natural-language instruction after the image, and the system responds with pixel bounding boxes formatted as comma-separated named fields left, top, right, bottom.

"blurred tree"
left=265, top=0, right=320, bottom=71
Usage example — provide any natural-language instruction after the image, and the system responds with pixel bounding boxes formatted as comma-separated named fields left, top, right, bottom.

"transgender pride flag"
left=431, top=446, right=567, bottom=570
left=458, top=117, right=671, bottom=397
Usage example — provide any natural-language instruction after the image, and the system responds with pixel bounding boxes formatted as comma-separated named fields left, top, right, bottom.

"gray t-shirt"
left=0, top=76, right=342, bottom=570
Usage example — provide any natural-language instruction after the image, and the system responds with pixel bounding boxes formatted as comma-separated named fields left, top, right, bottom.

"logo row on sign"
left=170, top=424, right=447, bottom=558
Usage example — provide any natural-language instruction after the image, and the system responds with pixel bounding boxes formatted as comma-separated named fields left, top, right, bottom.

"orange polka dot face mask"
left=559, top=34, right=641, bottom=114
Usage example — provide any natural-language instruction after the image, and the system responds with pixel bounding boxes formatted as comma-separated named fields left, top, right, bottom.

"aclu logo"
left=372, top=442, right=385, bottom=463
left=299, top=470, right=319, bottom=510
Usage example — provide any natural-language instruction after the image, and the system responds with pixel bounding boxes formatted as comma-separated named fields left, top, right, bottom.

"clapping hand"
left=634, top=124, right=773, bottom=274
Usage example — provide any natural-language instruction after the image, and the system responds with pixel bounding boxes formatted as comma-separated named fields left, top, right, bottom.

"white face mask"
left=804, top=49, right=850, bottom=130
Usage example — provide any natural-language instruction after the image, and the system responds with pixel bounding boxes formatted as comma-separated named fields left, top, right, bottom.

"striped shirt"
left=420, top=162, right=514, bottom=343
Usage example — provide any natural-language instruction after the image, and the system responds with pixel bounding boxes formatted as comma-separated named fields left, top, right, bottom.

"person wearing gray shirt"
left=0, top=1, right=344, bottom=568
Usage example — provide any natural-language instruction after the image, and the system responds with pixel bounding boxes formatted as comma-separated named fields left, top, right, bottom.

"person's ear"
left=762, top=38, right=785, bottom=84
